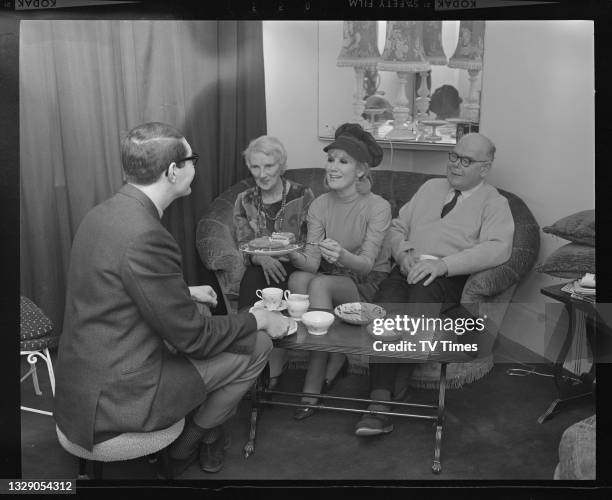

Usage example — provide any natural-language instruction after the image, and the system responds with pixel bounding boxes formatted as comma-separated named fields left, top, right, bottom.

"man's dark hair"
left=121, top=122, right=188, bottom=185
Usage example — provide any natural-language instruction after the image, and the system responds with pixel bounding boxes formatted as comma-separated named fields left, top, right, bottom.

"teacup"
left=256, top=287, right=283, bottom=310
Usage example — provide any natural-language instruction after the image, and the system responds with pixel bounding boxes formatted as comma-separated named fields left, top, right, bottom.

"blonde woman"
left=287, top=123, right=391, bottom=419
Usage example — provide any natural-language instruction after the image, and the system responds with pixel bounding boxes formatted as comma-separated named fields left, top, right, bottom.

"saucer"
left=419, top=254, right=438, bottom=260
left=249, top=300, right=288, bottom=313
left=286, top=318, right=298, bottom=336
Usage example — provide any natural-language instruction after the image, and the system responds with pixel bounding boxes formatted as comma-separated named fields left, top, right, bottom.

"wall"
left=481, top=21, right=594, bottom=356
left=263, top=20, right=595, bottom=358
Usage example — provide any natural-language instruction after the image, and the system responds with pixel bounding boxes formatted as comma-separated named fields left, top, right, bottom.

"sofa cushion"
left=537, top=243, right=595, bottom=279
left=543, top=210, right=595, bottom=247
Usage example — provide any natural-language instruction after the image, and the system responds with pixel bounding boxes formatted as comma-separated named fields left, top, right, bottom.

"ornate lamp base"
left=386, top=106, right=416, bottom=141
left=421, top=120, right=447, bottom=142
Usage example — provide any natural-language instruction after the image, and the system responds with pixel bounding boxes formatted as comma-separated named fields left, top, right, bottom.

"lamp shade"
left=422, top=21, right=447, bottom=66
left=337, top=21, right=381, bottom=69
left=448, top=20, right=485, bottom=71
left=378, top=21, right=430, bottom=73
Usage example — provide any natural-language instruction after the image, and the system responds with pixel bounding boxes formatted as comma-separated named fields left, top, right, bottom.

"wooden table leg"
left=244, top=362, right=269, bottom=458
left=431, top=362, right=447, bottom=474
left=538, top=304, right=594, bottom=423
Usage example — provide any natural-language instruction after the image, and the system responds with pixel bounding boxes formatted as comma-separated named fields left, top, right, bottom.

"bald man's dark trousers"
left=369, top=266, right=470, bottom=396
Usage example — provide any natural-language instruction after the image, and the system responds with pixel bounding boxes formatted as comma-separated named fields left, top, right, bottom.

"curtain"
left=20, top=20, right=267, bottom=329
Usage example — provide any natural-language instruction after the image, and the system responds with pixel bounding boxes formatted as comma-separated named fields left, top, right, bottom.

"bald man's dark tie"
left=441, top=190, right=461, bottom=218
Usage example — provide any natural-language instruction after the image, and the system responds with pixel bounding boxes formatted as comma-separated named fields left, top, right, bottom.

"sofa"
left=196, top=168, right=540, bottom=389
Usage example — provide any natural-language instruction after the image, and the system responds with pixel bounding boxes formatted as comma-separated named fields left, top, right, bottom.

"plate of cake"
left=334, top=302, right=386, bottom=326
left=239, top=232, right=303, bottom=256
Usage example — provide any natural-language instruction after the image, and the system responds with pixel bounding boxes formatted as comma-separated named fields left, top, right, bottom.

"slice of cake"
left=271, top=232, right=296, bottom=245
left=248, top=235, right=290, bottom=250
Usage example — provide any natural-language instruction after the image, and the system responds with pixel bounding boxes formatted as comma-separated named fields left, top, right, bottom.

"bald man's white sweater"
left=387, top=178, right=514, bottom=277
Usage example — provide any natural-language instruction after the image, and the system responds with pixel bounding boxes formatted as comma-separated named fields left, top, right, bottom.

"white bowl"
left=301, top=311, right=335, bottom=335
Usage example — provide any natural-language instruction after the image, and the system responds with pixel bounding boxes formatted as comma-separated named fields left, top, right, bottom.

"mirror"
left=318, top=21, right=485, bottom=148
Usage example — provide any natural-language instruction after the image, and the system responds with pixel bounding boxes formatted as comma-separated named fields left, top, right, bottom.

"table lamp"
left=337, top=21, right=381, bottom=128
left=448, top=20, right=485, bottom=123
left=377, top=21, right=430, bottom=140
left=417, top=21, right=448, bottom=122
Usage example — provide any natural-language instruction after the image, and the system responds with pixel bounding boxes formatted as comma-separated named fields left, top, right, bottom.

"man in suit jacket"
left=354, top=133, right=515, bottom=437
left=54, top=122, right=290, bottom=476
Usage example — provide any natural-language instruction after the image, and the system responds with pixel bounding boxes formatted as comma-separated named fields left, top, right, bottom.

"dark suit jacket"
left=54, top=184, right=258, bottom=451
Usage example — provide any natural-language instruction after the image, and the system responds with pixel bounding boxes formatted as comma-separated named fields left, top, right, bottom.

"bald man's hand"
left=407, top=259, right=448, bottom=286
left=399, top=251, right=420, bottom=276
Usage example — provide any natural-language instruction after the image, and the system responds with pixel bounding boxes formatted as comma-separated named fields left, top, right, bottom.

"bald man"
left=355, top=133, right=514, bottom=437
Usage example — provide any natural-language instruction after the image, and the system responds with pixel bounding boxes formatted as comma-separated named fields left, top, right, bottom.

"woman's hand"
left=188, top=285, right=218, bottom=307
left=319, top=238, right=344, bottom=264
left=252, top=254, right=287, bottom=285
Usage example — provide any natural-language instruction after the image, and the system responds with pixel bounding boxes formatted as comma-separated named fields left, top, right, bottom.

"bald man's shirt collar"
left=444, top=180, right=484, bottom=204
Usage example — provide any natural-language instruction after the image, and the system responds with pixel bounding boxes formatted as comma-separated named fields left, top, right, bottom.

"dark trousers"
left=369, top=266, right=470, bottom=395
left=238, top=261, right=296, bottom=310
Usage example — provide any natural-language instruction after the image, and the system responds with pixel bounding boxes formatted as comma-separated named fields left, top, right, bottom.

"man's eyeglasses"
left=448, top=152, right=489, bottom=168
left=166, top=154, right=199, bottom=176
left=177, top=154, right=199, bottom=167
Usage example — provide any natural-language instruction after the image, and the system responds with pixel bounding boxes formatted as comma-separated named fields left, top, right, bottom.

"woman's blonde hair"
left=242, top=135, right=288, bottom=173
left=323, top=156, right=372, bottom=195
left=356, top=161, right=373, bottom=195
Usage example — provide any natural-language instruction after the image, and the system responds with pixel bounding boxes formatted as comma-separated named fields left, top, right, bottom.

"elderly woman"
left=234, top=135, right=314, bottom=386
left=287, top=123, right=392, bottom=420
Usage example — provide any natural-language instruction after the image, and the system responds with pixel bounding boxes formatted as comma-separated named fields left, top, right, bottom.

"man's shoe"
left=199, top=427, right=231, bottom=473
left=159, top=448, right=199, bottom=479
left=354, top=414, right=394, bottom=437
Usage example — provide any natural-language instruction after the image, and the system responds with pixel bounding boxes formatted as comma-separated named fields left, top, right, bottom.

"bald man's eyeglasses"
left=448, top=152, right=489, bottom=168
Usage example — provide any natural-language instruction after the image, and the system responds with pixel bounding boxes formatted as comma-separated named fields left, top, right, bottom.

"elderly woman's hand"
left=252, top=254, right=287, bottom=285
left=319, top=238, right=343, bottom=264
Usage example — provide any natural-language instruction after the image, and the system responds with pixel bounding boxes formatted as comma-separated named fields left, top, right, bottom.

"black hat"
left=323, top=123, right=383, bottom=168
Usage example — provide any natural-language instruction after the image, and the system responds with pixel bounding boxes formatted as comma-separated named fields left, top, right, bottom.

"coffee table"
left=242, top=306, right=477, bottom=474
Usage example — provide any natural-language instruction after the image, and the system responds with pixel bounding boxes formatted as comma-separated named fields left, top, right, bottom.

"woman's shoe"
left=268, top=361, right=289, bottom=391
left=293, top=399, right=318, bottom=420
left=322, top=356, right=349, bottom=394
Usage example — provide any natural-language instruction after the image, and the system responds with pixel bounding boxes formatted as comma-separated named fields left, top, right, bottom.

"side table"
left=538, top=284, right=598, bottom=424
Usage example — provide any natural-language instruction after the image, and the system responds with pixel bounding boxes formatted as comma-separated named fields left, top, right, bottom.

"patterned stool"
left=56, top=419, right=185, bottom=479
left=20, top=296, right=58, bottom=416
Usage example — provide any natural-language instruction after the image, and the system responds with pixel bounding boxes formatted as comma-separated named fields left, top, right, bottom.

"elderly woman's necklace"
left=257, top=177, right=287, bottom=229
